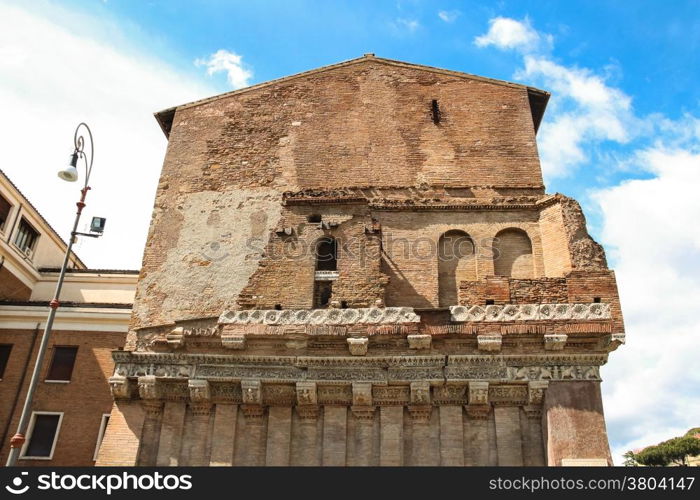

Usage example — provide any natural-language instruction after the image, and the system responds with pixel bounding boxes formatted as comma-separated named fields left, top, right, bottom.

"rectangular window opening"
left=93, top=414, right=111, bottom=461
left=485, top=299, right=495, bottom=305
left=22, top=412, right=63, bottom=459
left=0, top=344, right=12, bottom=379
left=593, top=297, right=601, bottom=303
left=431, top=99, right=441, bottom=124
left=0, top=193, right=12, bottom=232
left=46, top=346, right=78, bottom=382
left=14, top=218, right=39, bottom=257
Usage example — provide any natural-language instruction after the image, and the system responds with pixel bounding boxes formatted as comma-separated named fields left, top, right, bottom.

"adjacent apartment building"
left=96, top=55, right=625, bottom=467
left=0, top=169, right=137, bottom=466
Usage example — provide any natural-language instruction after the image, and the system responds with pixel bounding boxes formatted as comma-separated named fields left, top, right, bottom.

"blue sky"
left=1, top=0, right=699, bottom=464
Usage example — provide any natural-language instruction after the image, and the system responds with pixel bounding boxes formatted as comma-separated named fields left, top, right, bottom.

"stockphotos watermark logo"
left=4, top=471, right=192, bottom=496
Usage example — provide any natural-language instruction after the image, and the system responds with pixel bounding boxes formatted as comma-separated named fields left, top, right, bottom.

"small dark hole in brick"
left=274, top=304, right=282, bottom=310
left=307, top=214, right=322, bottom=223
left=341, top=301, right=348, bottom=309
left=593, top=297, right=601, bottom=303
left=431, top=99, right=441, bottom=124
left=485, top=299, right=495, bottom=305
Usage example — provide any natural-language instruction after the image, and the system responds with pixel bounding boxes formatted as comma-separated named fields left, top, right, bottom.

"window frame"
left=93, top=413, right=111, bottom=461
left=20, top=411, right=64, bottom=460
left=0, top=344, right=12, bottom=380
left=45, top=345, right=79, bottom=383
left=13, top=216, right=40, bottom=258
left=0, top=191, right=12, bottom=234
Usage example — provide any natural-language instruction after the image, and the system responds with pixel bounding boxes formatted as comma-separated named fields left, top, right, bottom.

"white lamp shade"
left=58, top=165, right=78, bottom=182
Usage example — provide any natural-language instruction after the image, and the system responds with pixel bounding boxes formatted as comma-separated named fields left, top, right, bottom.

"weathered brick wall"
left=0, top=329, right=125, bottom=466
left=131, top=59, right=544, bottom=332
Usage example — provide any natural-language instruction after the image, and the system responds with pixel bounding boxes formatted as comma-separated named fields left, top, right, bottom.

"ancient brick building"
left=97, top=55, right=625, bottom=466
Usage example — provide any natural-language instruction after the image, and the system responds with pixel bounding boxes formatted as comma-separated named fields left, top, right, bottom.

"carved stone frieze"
left=450, top=303, right=611, bottom=322
left=317, top=385, right=353, bottom=405
left=219, top=307, right=420, bottom=326
left=489, top=385, right=528, bottom=405
left=351, top=406, right=377, bottom=421
left=262, top=384, right=296, bottom=405
left=241, top=404, right=265, bottom=423
left=433, top=384, right=467, bottom=404
left=372, top=386, right=410, bottom=405
left=407, top=405, right=432, bottom=423
left=296, top=405, right=320, bottom=421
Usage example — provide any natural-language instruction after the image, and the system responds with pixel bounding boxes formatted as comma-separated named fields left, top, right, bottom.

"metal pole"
left=6, top=123, right=93, bottom=466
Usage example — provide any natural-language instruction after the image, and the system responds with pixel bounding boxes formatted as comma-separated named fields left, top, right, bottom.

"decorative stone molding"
left=108, top=376, right=135, bottom=399
left=218, top=307, right=420, bottom=326
left=241, top=380, right=262, bottom=405
left=347, top=337, right=368, bottom=356
left=407, top=334, right=431, bottom=350
left=433, top=384, right=467, bottom=404
left=599, top=333, right=626, bottom=352
left=296, top=382, right=317, bottom=406
left=241, top=404, right=265, bottom=423
left=489, top=385, right=528, bottom=405
left=523, top=405, right=542, bottom=420
left=450, top=303, right=611, bottom=322
left=469, top=381, right=489, bottom=405
left=166, top=327, right=185, bottom=348
left=188, top=379, right=211, bottom=403
left=373, top=386, right=410, bottom=405
left=410, top=381, right=431, bottom=405
left=544, top=334, right=568, bottom=351
left=528, top=381, right=549, bottom=405
left=221, top=328, right=246, bottom=350
left=477, top=334, right=502, bottom=352
left=506, top=365, right=600, bottom=382
left=142, top=400, right=164, bottom=417
left=138, top=375, right=160, bottom=400
left=352, top=382, right=373, bottom=406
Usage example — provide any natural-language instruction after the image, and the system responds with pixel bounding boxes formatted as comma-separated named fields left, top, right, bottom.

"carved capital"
left=352, top=382, right=373, bottom=406
left=142, top=400, right=163, bottom=417
left=221, top=329, right=246, bottom=350
left=528, top=380, right=549, bottom=405
left=465, top=405, right=491, bottom=420
left=296, top=381, right=317, bottom=406
left=410, top=381, right=431, bottom=405
left=190, top=401, right=212, bottom=416
left=523, top=405, right=543, bottom=420
left=241, top=404, right=265, bottom=423
left=407, top=334, right=431, bottom=350
left=599, top=333, right=626, bottom=352
left=350, top=405, right=377, bottom=421
left=296, top=405, right=320, bottom=421
left=477, top=334, right=502, bottom=352
left=468, top=381, right=489, bottom=405
left=188, top=379, right=211, bottom=403
left=109, top=375, right=134, bottom=399
left=544, top=333, right=567, bottom=351
left=137, top=375, right=161, bottom=400
left=347, top=337, right=368, bottom=356
left=241, top=380, right=262, bottom=405
left=407, top=405, right=432, bottom=423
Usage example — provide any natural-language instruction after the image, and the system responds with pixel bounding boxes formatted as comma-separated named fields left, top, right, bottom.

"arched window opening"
left=493, top=228, right=534, bottom=278
left=315, top=237, right=337, bottom=271
left=438, top=230, right=476, bottom=307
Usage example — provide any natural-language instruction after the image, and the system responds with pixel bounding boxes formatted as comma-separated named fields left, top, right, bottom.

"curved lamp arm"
left=73, top=122, right=94, bottom=189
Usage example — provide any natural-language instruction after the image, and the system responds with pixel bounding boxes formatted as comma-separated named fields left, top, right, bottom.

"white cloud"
left=392, top=18, right=420, bottom=33
left=195, top=49, right=252, bottom=90
left=438, top=10, right=459, bottom=23
left=0, top=2, right=216, bottom=269
left=474, top=17, right=542, bottom=52
left=593, top=146, right=700, bottom=463
left=476, top=15, right=700, bottom=464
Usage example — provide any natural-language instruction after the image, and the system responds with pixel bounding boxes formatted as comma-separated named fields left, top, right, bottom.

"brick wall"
left=0, top=328, right=125, bottom=466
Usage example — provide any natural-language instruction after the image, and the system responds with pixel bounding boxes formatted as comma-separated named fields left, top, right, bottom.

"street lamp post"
left=6, top=123, right=103, bottom=466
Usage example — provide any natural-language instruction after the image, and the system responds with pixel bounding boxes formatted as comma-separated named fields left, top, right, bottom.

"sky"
left=1, top=0, right=698, bottom=464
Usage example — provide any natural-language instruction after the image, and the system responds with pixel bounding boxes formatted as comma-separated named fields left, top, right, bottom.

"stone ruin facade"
left=96, top=55, right=625, bottom=466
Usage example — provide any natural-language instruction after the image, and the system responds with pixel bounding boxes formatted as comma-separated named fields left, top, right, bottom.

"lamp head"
left=58, top=152, right=79, bottom=182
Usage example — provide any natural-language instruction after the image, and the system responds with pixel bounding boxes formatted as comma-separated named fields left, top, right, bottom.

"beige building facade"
left=0, top=169, right=137, bottom=466
left=97, top=56, right=625, bottom=467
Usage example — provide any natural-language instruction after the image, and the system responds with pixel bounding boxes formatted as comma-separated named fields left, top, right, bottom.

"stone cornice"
left=450, top=303, right=611, bottom=322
